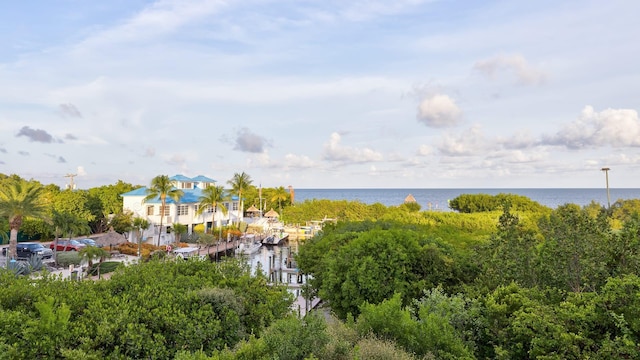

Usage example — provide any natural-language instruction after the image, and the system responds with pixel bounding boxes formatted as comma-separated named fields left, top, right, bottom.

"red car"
left=50, top=239, right=87, bottom=251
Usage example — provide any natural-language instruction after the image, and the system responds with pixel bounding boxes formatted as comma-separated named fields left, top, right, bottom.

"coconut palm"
left=132, top=217, right=150, bottom=259
left=172, top=223, right=188, bottom=247
left=51, top=210, right=86, bottom=263
left=196, top=185, right=228, bottom=235
left=227, top=172, right=253, bottom=225
left=271, top=186, right=289, bottom=214
left=0, top=179, right=47, bottom=260
left=143, top=175, right=184, bottom=246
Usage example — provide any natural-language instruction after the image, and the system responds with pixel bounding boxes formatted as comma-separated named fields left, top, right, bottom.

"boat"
left=235, top=241, right=262, bottom=255
left=262, top=232, right=289, bottom=245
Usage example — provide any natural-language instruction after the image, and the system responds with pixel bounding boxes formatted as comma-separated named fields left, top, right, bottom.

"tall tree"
left=196, top=185, right=228, bottom=235
left=172, top=223, right=188, bottom=247
left=0, top=179, right=48, bottom=259
left=227, top=172, right=253, bottom=225
left=271, top=186, right=289, bottom=214
left=143, top=175, right=184, bottom=246
left=133, top=217, right=150, bottom=259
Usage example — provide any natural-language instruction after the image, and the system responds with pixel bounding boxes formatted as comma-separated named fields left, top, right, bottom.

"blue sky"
left=1, top=0, right=639, bottom=189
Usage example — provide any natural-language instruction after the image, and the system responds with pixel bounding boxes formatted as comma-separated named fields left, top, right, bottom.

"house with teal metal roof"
left=121, top=174, right=241, bottom=246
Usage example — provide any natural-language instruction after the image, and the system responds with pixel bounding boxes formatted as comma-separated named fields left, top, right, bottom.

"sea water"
left=292, top=188, right=640, bottom=210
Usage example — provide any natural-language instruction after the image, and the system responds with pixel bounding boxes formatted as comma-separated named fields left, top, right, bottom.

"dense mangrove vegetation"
left=2, top=173, right=640, bottom=359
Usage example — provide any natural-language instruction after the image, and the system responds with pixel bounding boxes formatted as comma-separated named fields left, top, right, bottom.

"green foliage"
left=7, top=260, right=31, bottom=276
left=27, top=254, right=44, bottom=272
left=262, top=313, right=330, bottom=360
left=298, top=220, right=471, bottom=319
left=56, top=251, right=83, bottom=267
left=537, top=204, right=610, bottom=292
left=449, top=193, right=549, bottom=214
left=107, top=210, right=134, bottom=234
left=0, top=259, right=294, bottom=359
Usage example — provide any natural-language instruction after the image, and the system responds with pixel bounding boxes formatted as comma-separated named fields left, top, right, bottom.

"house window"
left=232, top=202, right=238, bottom=211
left=194, top=205, right=199, bottom=214
left=181, top=182, right=192, bottom=189
left=178, top=205, right=189, bottom=216
left=158, top=205, right=170, bottom=216
left=206, top=205, right=214, bottom=213
left=224, top=202, right=230, bottom=211
left=147, top=206, right=154, bottom=216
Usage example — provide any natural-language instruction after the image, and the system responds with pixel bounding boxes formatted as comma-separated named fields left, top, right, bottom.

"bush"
left=87, top=261, right=121, bottom=277
left=56, top=252, right=82, bottom=267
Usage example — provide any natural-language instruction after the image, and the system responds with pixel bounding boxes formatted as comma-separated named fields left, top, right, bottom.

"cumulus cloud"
left=233, top=127, right=271, bottom=153
left=284, top=153, right=315, bottom=168
left=437, top=125, right=492, bottom=156
left=498, top=130, right=538, bottom=149
left=543, top=106, right=640, bottom=149
left=16, top=126, right=59, bottom=143
left=474, top=54, right=546, bottom=85
left=65, top=133, right=78, bottom=140
left=417, top=144, right=433, bottom=156
left=417, top=94, right=462, bottom=128
left=323, top=132, right=383, bottom=162
left=77, top=166, right=87, bottom=176
left=58, top=103, right=82, bottom=118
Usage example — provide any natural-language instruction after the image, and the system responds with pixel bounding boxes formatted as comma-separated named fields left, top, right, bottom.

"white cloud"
left=417, top=144, right=433, bottom=156
left=323, top=132, right=383, bottom=163
left=474, top=54, right=546, bottom=85
left=437, top=125, right=491, bottom=156
left=544, top=106, right=640, bottom=149
left=416, top=94, right=462, bottom=128
left=284, top=153, right=315, bottom=168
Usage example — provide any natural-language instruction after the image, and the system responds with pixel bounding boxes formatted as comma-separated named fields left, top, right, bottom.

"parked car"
left=78, top=238, right=98, bottom=247
left=2, top=243, right=54, bottom=260
left=50, top=239, right=86, bottom=251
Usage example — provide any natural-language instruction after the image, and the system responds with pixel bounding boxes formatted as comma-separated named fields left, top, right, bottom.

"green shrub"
left=56, top=252, right=82, bottom=267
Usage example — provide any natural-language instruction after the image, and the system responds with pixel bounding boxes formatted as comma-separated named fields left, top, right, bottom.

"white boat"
left=235, top=241, right=262, bottom=255
left=173, top=247, right=202, bottom=260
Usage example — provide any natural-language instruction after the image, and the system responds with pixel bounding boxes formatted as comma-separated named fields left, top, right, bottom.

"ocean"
left=292, top=188, right=640, bottom=210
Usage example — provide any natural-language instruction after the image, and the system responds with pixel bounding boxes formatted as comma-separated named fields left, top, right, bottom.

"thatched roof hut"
left=93, top=228, right=127, bottom=247
left=404, top=194, right=417, bottom=203
left=264, top=208, right=280, bottom=218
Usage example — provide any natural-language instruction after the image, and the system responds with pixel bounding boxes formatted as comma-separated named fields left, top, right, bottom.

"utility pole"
left=601, top=167, right=611, bottom=208
left=64, top=173, right=77, bottom=190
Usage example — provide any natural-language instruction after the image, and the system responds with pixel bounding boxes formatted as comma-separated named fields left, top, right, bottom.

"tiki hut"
left=404, top=194, right=417, bottom=203
left=246, top=205, right=260, bottom=218
left=93, top=228, right=127, bottom=248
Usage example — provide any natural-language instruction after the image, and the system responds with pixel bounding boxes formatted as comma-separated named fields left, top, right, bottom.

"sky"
left=1, top=0, right=639, bottom=189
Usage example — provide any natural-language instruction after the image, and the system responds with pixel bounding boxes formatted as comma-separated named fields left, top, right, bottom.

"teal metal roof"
left=191, top=175, right=216, bottom=183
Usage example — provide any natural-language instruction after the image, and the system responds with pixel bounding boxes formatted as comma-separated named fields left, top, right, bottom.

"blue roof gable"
left=121, top=187, right=148, bottom=196
left=170, top=174, right=193, bottom=182
left=191, top=175, right=216, bottom=183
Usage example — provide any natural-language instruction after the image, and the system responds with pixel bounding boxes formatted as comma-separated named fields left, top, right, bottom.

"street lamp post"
left=601, top=167, right=611, bottom=209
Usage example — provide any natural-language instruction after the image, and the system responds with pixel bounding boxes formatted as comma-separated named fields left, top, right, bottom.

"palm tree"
left=132, top=217, right=150, bottom=259
left=196, top=185, right=228, bottom=236
left=51, top=210, right=82, bottom=264
left=0, top=179, right=47, bottom=260
left=143, top=175, right=184, bottom=246
left=227, top=172, right=253, bottom=226
left=271, top=186, right=289, bottom=214
left=172, top=223, right=188, bottom=247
